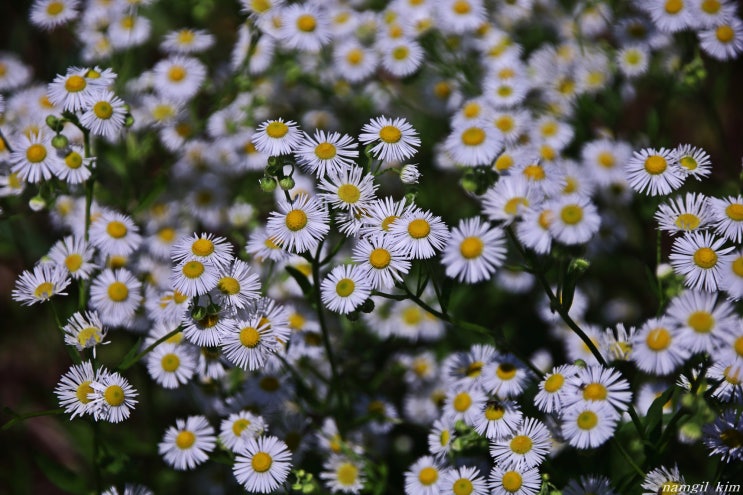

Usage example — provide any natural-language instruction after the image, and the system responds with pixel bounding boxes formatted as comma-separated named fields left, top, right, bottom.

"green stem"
left=311, top=240, right=339, bottom=400
left=117, top=327, right=181, bottom=371
left=1, top=407, right=64, bottom=431
left=612, top=437, right=645, bottom=477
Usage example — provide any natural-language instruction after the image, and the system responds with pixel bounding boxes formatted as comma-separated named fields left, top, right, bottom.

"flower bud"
left=29, top=195, right=46, bottom=212
left=279, top=177, right=295, bottom=190
left=259, top=176, right=277, bottom=192
left=51, top=134, right=69, bottom=149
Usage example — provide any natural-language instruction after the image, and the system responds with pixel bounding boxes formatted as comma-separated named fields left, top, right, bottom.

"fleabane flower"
left=79, top=89, right=127, bottom=140
left=88, top=369, right=138, bottom=423
left=547, top=194, right=601, bottom=245
left=10, top=130, right=62, bottom=183
left=233, top=435, right=292, bottom=494
left=625, top=147, right=684, bottom=196
left=359, top=116, right=420, bottom=162
left=669, top=231, right=734, bottom=292
left=442, top=217, right=506, bottom=283
left=12, top=262, right=70, bottom=306
left=159, top=415, right=216, bottom=470
left=254, top=118, right=302, bottom=156
left=388, top=207, right=449, bottom=260
left=295, top=129, right=359, bottom=177
left=265, top=193, right=330, bottom=254
left=320, top=264, right=372, bottom=315
left=561, top=401, right=619, bottom=449
left=444, top=120, right=504, bottom=167
left=319, top=166, right=378, bottom=215
left=30, top=0, right=80, bottom=30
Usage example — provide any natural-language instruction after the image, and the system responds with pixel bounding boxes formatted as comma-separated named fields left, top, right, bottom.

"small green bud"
left=360, top=298, right=375, bottom=313
left=45, top=115, right=61, bottom=131
left=279, top=177, right=295, bottom=190
left=51, top=134, right=69, bottom=149
left=460, top=176, right=479, bottom=193
left=404, top=190, right=418, bottom=204
left=124, top=114, right=135, bottom=128
left=679, top=422, right=702, bottom=443
left=568, top=258, right=590, bottom=275
left=680, top=393, right=695, bottom=410
left=29, top=195, right=46, bottom=212
left=191, top=305, right=207, bottom=320
left=573, top=359, right=587, bottom=368
left=259, top=176, right=277, bottom=192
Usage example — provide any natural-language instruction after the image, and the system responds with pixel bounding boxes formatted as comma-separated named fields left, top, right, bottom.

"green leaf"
left=645, top=385, right=675, bottom=443
left=35, top=455, right=87, bottom=494
left=116, top=336, right=144, bottom=371
left=286, top=265, right=313, bottom=297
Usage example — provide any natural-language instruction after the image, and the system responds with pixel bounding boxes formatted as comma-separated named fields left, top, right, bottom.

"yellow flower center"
left=403, top=306, right=422, bottom=325
left=251, top=0, right=270, bottom=13
left=674, top=213, right=700, bottom=230
left=597, top=151, right=615, bottom=168
left=453, top=478, right=473, bottom=495
left=664, top=0, right=683, bottom=14
left=501, top=471, right=522, bottom=492
left=46, top=1, right=64, bottom=15
left=337, top=184, right=361, bottom=204
left=337, top=463, right=359, bottom=486
left=408, top=219, right=430, bottom=239
left=65, top=253, right=83, bottom=272
left=266, top=121, right=289, bottom=139
left=335, top=278, right=355, bottom=297
left=466, top=361, right=483, bottom=377
left=510, top=435, right=533, bottom=454
left=418, top=467, right=438, bottom=486
left=732, top=257, right=743, bottom=277
left=434, top=81, right=452, bottom=99
left=252, top=451, right=273, bottom=473
left=461, top=127, right=486, bottom=147
left=392, top=46, right=409, bottom=60
left=177, top=29, right=195, bottom=44
left=540, top=145, right=556, bottom=161
left=289, top=312, right=305, bottom=330
left=379, top=125, right=402, bottom=143
left=723, top=365, right=741, bottom=385
left=463, top=102, right=481, bottom=120
left=218, top=276, right=240, bottom=295
left=76, top=381, right=93, bottom=404
left=381, top=215, right=398, bottom=231
left=688, top=311, right=714, bottom=333
left=168, top=66, right=186, bottom=82
left=239, top=326, right=261, bottom=348
left=497, top=85, right=513, bottom=97
left=176, top=430, right=195, bottom=449
left=26, top=143, right=47, bottom=163
left=485, top=404, right=505, bottom=421
left=161, top=353, right=180, bottom=372
left=495, top=154, right=514, bottom=171
left=644, top=155, right=667, bottom=175
left=561, top=204, right=584, bottom=225
left=64, top=151, right=83, bottom=169
left=369, top=248, right=391, bottom=269
left=65, top=75, right=86, bottom=92
left=77, top=327, right=102, bottom=347
left=104, top=384, right=125, bottom=406
left=523, top=164, right=545, bottom=181
left=107, top=281, right=129, bottom=302
left=495, top=115, right=514, bottom=133
left=679, top=155, right=698, bottom=170
left=541, top=121, right=558, bottom=137
left=453, top=392, right=472, bottom=412
left=459, top=236, right=484, bottom=259
left=182, top=260, right=205, bottom=279
left=93, top=101, right=113, bottom=120
left=157, top=227, right=176, bottom=243
left=297, top=14, right=317, bottom=32
left=582, top=383, right=607, bottom=401
left=453, top=0, right=471, bottom=14
left=701, top=0, right=721, bottom=13
left=315, top=142, right=337, bottom=160
left=693, top=247, right=717, bottom=269
left=734, top=336, right=743, bottom=358
left=285, top=209, right=308, bottom=231
left=497, top=363, right=517, bottom=380
left=646, top=327, right=671, bottom=351
left=577, top=410, right=598, bottom=430
left=232, top=418, right=251, bottom=436
left=725, top=203, right=743, bottom=221
left=716, top=25, right=734, bottom=43
left=544, top=373, right=564, bottom=393
left=106, top=221, right=128, bottom=239
left=504, top=197, right=528, bottom=215
left=192, top=238, right=214, bottom=256
left=439, top=429, right=450, bottom=446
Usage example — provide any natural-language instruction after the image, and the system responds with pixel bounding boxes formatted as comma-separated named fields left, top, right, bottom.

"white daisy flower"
left=563, top=365, right=633, bottom=413
left=48, top=235, right=96, bottom=280
left=490, top=417, right=551, bottom=468
left=699, top=17, right=743, bottom=60
left=404, top=455, right=447, bottom=495
left=516, top=205, right=554, bottom=255
left=443, top=386, right=487, bottom=425
left=666, top=290, right=736, bottom=353
left=89, top=210, right=142, bottom=258
left=320, top=455, right=366, bottom=494
left=352, top=235, right=411, bottom=290
left=160, top=28, right=215, bottom=54
left=630, top=316, right=690, bottom=376
left=152, top=55, right=206, bottom=102
left=88, top=369, right=138, bottom=423
left=277, top=3, right=331, bottom=53
left=444, top=121, right=504, bottom=167
left=221, top=316, right=277, bottom=371
left=641, top=465, right=685, bottom=495
left=214, top=259, right=261, bottom=309
left=472, top=399, right=523, bottom=441
left=333, top=39, right=379, bottom=84
left=708, top=194, right=743, bottom=243
left=561, top=401, right=619, bottom=449
left=319, top=166, right=378, bottom=215
left=481, top=175, right=542, bottom=225
left=89, top=268, right=143, bottom=327
left=489, top=463, right=541, bottom=495
left=442, top=217, right=506, bottom=284
left=79, top=89, right=127, bottom=140
left=388, top=207, right=449, bottom=260
left=54, top=361, right=97, bottom=419
left=655, top=192, right=710, bottom=234
left=146, top=342, right=197, bottom=389
left=254, top=118, right=303, bottom=156
left=181, top=301, right=234, bottom=348
left=440, top=465, right=489, bottom=495
left=379, top=38, right=424, bottom=78
left=158, top=415, right=216, bottom=470
left=625, top=147, right=685, bottom=196
left=481, top=354, right=533, bottom=399
left=265, top=193, right=330, bottom=254
left=436, top=0, right=487, bottom=34
left=320, top=264, right=372, bottom=315
left=10, top=130, right=62, bottom=184
left=295, top=129, right=360, bottom=177
left=359, top=116, right=421, bottom=162
left=62, top=310, right=108, bottom=356
left=219, top=411, right=266, bottom=454
left=720, top=249, right=743, bottom=300
left=673, top=143, right=711, bottom=180
left=648, top=0, right=694, bottom=32
left=47, top=68, right=101, bottom=112
left=547, top=194, right=601, bottom=245
left=170, top=258, right=220, bottom=297
left=616, top=44, right=650, bottom=77
left=172, top=232, right=233, bottom=268
left=52, top=146, right=94, bottom=184
left=233, top=435, right=292, bottom=494
left=669, top=231, right=734, bottom=292
left=12, top=262, right=70, bottom=306
left=30, top=0, right=80, bottom=30
left=534, top=364, right=580, bottom=414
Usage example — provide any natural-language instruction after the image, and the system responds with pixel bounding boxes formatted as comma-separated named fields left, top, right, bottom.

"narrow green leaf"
left=286, top=265, right=313, bottom=297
